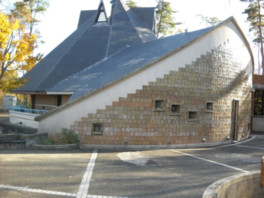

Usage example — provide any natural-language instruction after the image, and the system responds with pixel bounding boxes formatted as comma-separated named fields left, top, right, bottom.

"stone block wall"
left=71, top=43, right=251, bottom=146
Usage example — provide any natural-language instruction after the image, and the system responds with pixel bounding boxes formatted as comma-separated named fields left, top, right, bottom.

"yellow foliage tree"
left=0, top=0, right=48, bottom=92
left=0, top=12, right=37, bottom=88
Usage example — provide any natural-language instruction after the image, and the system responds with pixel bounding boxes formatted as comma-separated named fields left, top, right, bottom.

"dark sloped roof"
left=18, top=14, right=96, bottom=92
left=130, top=7, right=156, bottom=31
left=49, top=27, right=213, bottom=101
left=77, top=10, right=97, bottom=28
left=107, top=0, right=156, bottom=56
left=37, top=25, right=110, bottom=91
left=15, top=0, right=157, bottom=93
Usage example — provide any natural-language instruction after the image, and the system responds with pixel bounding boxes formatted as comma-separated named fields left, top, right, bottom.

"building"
left=252, top=74, right=264, bottom=132
left=12, top=0, right=253, bottom=147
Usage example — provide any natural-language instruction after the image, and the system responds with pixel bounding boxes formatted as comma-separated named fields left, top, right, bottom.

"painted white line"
left=0, top=184, right=130, bottom=198
left=171, top=150, right=249, bottom=173
left=234, top=136, right=256, bottom=145
left=77, top=149, right=98, bottom=198
left=0, top=184, right=75, bottom=197
left=234, top=144, right=264, bottom=150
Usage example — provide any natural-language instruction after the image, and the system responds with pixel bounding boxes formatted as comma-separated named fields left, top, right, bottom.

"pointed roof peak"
left=94, top=0, right=108, bottom=25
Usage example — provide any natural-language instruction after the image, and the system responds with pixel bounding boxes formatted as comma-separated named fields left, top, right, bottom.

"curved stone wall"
left=203, top=171, right=264, bottom=198
left=38, top=20, right=252, bottom=146
left=73, top=40, right=252, bottom=146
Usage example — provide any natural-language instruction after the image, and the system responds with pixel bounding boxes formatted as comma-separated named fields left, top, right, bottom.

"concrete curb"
left=80, top=140, right=233, bottom=150
left=203, top=171, right=262, bottom=198
left=32, top=143, right=80, bottom=150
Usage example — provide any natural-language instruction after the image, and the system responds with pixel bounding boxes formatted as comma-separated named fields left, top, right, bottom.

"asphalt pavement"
left=0, top=135, right=263, bottom=198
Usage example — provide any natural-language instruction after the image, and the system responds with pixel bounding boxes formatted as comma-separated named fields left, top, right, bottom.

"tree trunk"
left=257, top=0, right=264, bottom=75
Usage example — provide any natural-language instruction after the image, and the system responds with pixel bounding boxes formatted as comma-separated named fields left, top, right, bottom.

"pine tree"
left=126, top=0, right=137, bottom=8
left=243, top=0, right=264, bottom=74
left=156, top=0, right=180, bottom=38
left=198, top=15, right=221, bottom=27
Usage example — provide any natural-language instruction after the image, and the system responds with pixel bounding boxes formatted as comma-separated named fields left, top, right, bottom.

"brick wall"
left=253, top=75, right=264, bottom=85
left=72, top=44, right=251, bottom=146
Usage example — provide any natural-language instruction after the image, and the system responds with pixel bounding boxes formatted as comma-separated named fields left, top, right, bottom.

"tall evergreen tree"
left=243, top=0, right=264, bottom=74
left=198, top=15, right=221, bottom=27
left=156, top=0, right=180, bottom=38
left=126, top=0, right=137, bottom=8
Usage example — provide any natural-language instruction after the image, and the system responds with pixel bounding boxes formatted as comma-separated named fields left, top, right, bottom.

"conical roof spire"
left=94, top=0, right=108, bottom=24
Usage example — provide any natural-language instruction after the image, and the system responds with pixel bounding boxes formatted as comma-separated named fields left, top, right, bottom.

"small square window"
left=188, top=111, right=198, bottom=121
left=154, top=99, right=165, bottom=111
left=171, top=104, right=180, bottom=115
left=206, top=102, right=213, bottom=112
left=92, top=123, right=103, bottom=135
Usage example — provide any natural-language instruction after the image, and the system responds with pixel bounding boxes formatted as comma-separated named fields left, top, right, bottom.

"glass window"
left=206, top=102, right=213, bottom=112
left=92, top=123, right=103, bottom=135
left=188, top=111, right=198, bottom=121
left=155, top=100, right=165, bottom=110
left=171, top=104, right=180, bottom=114
left=254, top=90, right=264, bottom=115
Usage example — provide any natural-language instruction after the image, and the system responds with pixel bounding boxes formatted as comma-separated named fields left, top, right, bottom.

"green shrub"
left=61, top=128, right=79, bottom=144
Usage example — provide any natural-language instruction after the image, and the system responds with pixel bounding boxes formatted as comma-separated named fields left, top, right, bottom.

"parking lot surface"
left=0, top=135, right=263, bottom=198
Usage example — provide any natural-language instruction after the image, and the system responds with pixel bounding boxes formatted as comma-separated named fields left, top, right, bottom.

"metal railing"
left=11, top=105, right=48, bottom=115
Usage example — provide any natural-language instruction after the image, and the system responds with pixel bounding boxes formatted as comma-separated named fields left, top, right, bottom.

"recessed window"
left=92, top=123, right=103, bottom=135
left=154, top=99, right=165, bottom=111
left=206, top=102, right=213, bottom=112
left=188, top=111, right=198, bottom=121
left=171, top=104, right=180, bottom=115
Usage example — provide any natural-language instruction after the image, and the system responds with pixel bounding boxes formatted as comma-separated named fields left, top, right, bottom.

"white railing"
left=9, top=106, right=49, bottom=129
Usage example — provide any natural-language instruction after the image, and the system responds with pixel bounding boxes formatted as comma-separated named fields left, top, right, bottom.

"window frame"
left=254, top=90, right=264, bottom=116
left=92, top=123, right=103, bottom=135
left=154, top=99, right=166, bottom=111
left=188, top=111, right=198, bottom=122
left=205, top=101, right=214, bottom=113
left=171, top=104, right=181, bottom=115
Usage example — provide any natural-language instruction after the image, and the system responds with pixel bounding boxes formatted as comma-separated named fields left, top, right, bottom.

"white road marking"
left=234, top=136, right=256, bottom=145
left=0, top=184, right=129, bottom=198
left=234, top=144, right=264, bottom=150
left=0, top=184, right=75, bottom=197
left=171, top=150, right=249, bottom=173
left=77, top=149, right=98, bottom=198
left=0, top=149, right=130, bottom=198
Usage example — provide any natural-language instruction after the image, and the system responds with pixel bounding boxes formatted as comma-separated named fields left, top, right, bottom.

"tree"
left=198, top=15, right=222, bottom=27
left=126, top=0, right=137, bottom=8
left=156, top=0, right=180, bottom=38
left=0, top=0, right=48, bottom=91
left=243, top=0, right=264, bottom=74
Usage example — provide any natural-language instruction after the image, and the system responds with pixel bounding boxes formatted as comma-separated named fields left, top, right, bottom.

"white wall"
left=38, top=20, right=253, bottom=135
left=10, top=111, right=39, bottom=128
left=3, top=95, right=17, bottom=111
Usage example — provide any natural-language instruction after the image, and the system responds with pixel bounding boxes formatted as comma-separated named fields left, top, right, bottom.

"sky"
left=29, top=0, right=250, bottom=55
left=1, top=0, right=256, bottom=68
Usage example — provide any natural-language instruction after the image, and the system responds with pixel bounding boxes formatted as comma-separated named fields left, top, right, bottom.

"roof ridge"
left=105, top=0, right=117, bottom=57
